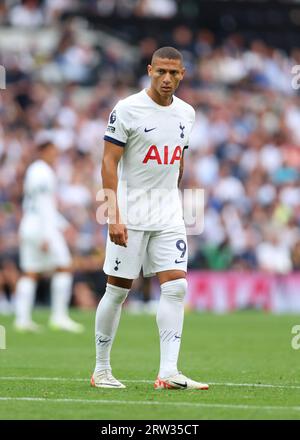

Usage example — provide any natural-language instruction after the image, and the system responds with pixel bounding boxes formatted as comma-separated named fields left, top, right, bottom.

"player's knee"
left=106, top=283, right=130, bottom=304
left=160, top=278, right=187, bottom=302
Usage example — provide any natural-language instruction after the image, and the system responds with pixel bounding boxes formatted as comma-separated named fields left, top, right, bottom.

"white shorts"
left=19, top=220, right=71, bottom=273
left=103, top=225, right=188, bottom=279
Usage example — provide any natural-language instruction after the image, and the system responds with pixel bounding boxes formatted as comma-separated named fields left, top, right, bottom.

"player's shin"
left=50, top=271, right=73, bottom=321
left=95, top=283, right=129, bottom=373
left=14, top=276, right=37, bottom=327
left=156, top=278, right=187, bottom=379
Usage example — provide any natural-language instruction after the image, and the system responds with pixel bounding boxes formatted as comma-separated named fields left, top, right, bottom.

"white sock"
left=50, top=272, right=73, bottom=322
left=15, top=277, right=37, bottom=325
left=0, top=292, right=12, bottom=315
left=156, top=278, right=187, bottom=379
left=95, top=283, right=129, bottom=374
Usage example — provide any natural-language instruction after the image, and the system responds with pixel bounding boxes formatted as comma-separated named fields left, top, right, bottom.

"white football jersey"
left=104, top=89, right=195, bottom=230
left=21, top=160, right=68, bottom=239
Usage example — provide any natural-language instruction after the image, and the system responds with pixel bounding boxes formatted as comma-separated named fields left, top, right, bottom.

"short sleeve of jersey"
left=103, top=101, right=130, bottom=147
left=184, top=107, right=196, bottom=150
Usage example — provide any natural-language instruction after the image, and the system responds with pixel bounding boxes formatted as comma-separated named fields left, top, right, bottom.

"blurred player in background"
left=91, top=47, right=208, bottom=390
left=14, top=140, right=84, bottom=333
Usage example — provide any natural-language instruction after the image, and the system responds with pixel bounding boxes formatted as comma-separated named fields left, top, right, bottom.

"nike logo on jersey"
left=144, top=127, right=156, bottom=132
left=171, top=381, right=187, bottom=388
left=175, top=259, right=186, bottom=264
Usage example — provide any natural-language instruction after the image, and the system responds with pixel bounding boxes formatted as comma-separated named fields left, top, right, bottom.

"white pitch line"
left=0, top=377, right=300, bottom=390
left=0, top=376, right=89, bottom=382
left=0, top=396, right=300, bottom=412
left=209, top=381, right=300, bottom=390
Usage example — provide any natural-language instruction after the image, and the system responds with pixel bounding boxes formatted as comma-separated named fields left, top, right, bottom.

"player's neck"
left=40, top=156, right=53, bottom=168
left=146, top=88, right=173, bottom=107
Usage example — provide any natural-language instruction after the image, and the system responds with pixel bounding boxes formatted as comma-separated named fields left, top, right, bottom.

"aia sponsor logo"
left=143, top=145, right=182, bottom=164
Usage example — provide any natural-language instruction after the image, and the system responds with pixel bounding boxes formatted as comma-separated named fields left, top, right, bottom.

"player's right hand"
left=108, top=223, right=128, bottom=247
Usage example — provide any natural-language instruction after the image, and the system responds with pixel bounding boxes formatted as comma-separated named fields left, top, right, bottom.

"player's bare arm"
left=178, top=149, right=185, bottom=187
left=101, top=140, right=128, bottom=247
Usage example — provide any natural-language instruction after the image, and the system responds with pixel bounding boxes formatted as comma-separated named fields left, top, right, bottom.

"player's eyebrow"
left=156, top=68, right=180, bottom=74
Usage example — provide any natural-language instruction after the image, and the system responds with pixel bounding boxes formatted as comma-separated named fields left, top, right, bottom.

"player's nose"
left=162, top=72, right=172, bottom=84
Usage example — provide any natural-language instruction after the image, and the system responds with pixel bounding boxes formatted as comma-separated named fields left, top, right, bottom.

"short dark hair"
left=151, top=46, right=183, bottom=64
left=36, top=140, right=55, bottom=151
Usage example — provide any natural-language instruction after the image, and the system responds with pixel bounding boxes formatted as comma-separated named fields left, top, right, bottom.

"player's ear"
left=147, top=64, right=152, bottom=76
left=180, top=67, right=186, bottom=80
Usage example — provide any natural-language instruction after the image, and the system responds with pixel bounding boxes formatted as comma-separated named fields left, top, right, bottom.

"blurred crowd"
left=0, top=0, right=181, bottom=25
left=1, top=1, right=300, bottom=311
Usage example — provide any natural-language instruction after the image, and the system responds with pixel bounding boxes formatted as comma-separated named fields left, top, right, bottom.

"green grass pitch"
left=0, top=308, right=300, bottom=420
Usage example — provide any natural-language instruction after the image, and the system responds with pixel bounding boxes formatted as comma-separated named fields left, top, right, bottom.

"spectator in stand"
left=291, top=240, right=300, bottom=271
left=9, top=0, right=44, bottom=27
left=256, top=228, right=292, bottom=274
